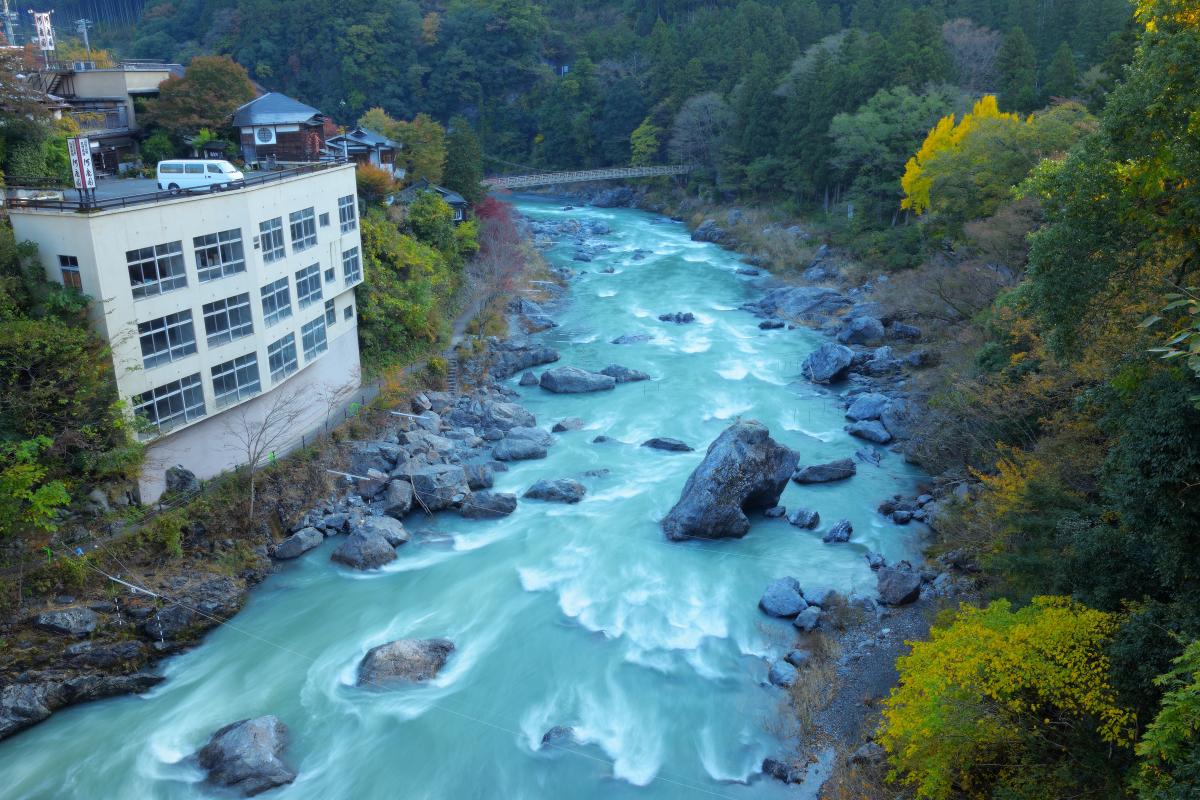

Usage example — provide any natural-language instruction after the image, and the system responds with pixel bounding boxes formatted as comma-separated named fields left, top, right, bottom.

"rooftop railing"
left=4, top=159, right=352, bottom=213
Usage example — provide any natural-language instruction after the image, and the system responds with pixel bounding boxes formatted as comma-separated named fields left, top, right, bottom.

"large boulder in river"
left=661, top=421, right=799, bottom=541
left=847, top=420, right=892, bottom=444
left=792, top=458, right=856, bottom=484
left=524, top=479, right=586, bottom=504
left=271, top=527, right=323, bottom=560
left=357, top=516, right=410, bottom=547
left=845, top=393, right=890, bottom=422
left=600, top=364, right=651, bottom=383
left=488, top=341, right=560, bottom=380
left=642, top=437, right=693, bottom=452
left=330, top=531, right=396, bottom=570
left=460, top=491, right=518, bottom=519
left=197, top=715, right=296, bottom=797
left=802, top=343, right=854, bottom=384
left=759, top=577, right=807, bottom=618
left=406, top=464, right=470, bottom=510
left=357, top=638, right=455, bottom=687
left=539, top=366, right=616, bottom=393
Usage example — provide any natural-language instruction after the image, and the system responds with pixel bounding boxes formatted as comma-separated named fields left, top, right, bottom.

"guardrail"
left=3, top=160, right=353, bottom=213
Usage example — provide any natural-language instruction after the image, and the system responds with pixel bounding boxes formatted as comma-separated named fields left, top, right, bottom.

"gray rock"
left=32, top=608, right=98, bottom=637
left=610, top=332, right=653, bottom=345
left=358, top=516, right=410, bottom=547
left=877, top=567, right=922, bottom=605
left=759, top=577, right=806, bottom=618
left=271, top=527, right=323, bottom=560
left=540, top=725, right=577, bottom=747
left=880, top=399, right=914, bottom=440
left=524, top=479, right=586, bottom=504
left=464, top=464, right=494, bottom=491
left=460, top=491, right=518, bottom=519
left=658, top=312, right=695, bottom=324
left=768, top=660, right=798, bottom=688
left=893, top=509, right=913, bottom=524
left=802, top=586, right=837, bottom=608
left=751, top=286, right=849, bottom=320
left=845, top=393, right=890, bottom=422
left=736, top=267, right=760, bottom=276
left=197, top=716, right=296, bottom=797
left=904, top=349, right=936, bottom=368
left=785, top=649, right=811, bottom=668
left=552, top=417, right=585, bottom=433
left=865, top=551, right=886, bottom=570
left=348, top=441, right=401, bottom=475
left=489, top=341, right=560, bottom=380
left=823, top=519, right=853, bottom=543
left=407, top=464, right=470, bottom=510
left=321, top=513, right=350, bottom=534
left=792, top=458, right=856, bottom=484
left=661, top=421, right=798, bottom=541
left=357, top=638, right=455, bottom=686
left=641, top=437, right=693, bottom=452
left=850, top=741, right=887, bottom=766
left=889, top=322, right=921, bottom=341
left=592, top=186, right=634, bottom=208
left=164, top=465, right=198, bottom=495
left=792, top=606, right=822, bottom=632
left=507, top=426, right=554, bottom=447
left=539, top=366, right=616, bottom=393
left=802, top=343, right=854, bottom=383
left=600, top=364, right=651, bottom=383
left=764, top=506, right=787, bottom=519
left=787, top=508, right=820, bottom=529
left=492, top=438, right=548, bottom=461
left=356, top=468, right=390, bottom=500
left=837, top=316, right=885, bottom=345
left=759, top=320, right=785, bottom=330
left=692, top=219, right=729, bottom=244
left=518, top=371, right=538, bottom=386
left=762, top=757, right=806, bottom=784
left=480, top=401, right=537, bottom=432
left=330, top=531, right=396, bottom=570
left=381, top=480, right=414, bottom=518
left=847, top=420, right=893, bottom=444
left=856, top=447, right=883, bottom=466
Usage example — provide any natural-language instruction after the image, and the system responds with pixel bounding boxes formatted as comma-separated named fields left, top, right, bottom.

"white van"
left=157, top=160, right=245, bottom=192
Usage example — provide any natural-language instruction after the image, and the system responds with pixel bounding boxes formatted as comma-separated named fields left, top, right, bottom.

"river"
left=3, top=197, right=926, bottom=798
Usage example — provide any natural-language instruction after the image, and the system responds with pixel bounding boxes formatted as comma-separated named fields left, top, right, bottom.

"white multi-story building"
left=8, top=162, right=365, bottom=500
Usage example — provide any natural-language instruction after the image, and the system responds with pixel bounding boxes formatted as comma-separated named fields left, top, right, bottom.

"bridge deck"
left=484, top=164, right=690, bottom=189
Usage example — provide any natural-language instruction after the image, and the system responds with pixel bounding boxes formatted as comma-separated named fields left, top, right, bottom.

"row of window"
left=134, top=317, right=335, bottom=433
left=122, top=194, right=357, bottom=299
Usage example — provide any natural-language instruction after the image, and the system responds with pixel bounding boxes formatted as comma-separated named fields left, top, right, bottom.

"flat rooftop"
left=5, top=161, right=352, bottom=214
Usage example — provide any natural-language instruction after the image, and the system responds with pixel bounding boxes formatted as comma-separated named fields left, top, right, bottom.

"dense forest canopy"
left=75, top=0, right=1131, bottom=201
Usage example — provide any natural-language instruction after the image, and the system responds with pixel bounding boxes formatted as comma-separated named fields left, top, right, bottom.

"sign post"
left=67, top=136, right=95, bottom=205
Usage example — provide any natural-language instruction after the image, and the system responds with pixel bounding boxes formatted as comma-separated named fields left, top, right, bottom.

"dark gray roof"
left=396, top=177, right=467, bottom=207
left=327, top=126, right=400, bottom=150
left=232, top=92, right=324, bottom=127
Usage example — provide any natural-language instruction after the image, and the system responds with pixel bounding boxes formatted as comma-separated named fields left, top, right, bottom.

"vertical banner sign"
left=32, top=11, right=54, bottom=51
left=67, top=137, right=95, bottom=190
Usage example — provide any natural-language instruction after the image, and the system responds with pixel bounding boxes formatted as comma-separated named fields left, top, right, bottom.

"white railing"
left=484, top=164, right=691, bottom=189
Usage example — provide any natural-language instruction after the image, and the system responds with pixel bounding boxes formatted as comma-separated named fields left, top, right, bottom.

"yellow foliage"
left=879, top=597, right=1136, bottom=800
left=900, top=95, right=1022, bottom=213
left=1138, top=0, right=1200, bottom=31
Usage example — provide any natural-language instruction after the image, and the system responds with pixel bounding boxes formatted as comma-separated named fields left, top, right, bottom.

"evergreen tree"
left=733, top=52, right=779, bottom=163
left=997, top=26, right=1039, bottom=112
left=1044, top=41, right=1079, bottom=100
left=443, top=115, right=485, bottom=205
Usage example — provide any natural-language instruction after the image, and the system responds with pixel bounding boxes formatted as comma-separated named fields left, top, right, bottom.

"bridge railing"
left=484, top=164, right=691, bottom=189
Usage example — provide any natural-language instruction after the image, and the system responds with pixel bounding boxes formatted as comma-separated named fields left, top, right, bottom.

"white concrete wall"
left=10, top=164, right=367, bottom=502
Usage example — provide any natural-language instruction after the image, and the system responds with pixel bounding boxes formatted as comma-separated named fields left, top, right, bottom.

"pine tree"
left=997, top=27, right=1038, bottom=112
left=1044, top=41, right=1079, bottom=100
left=443, top=115, right=485, bottom=205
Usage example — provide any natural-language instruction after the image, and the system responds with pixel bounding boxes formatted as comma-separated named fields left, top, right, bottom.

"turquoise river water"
left=3, top=198, right=926, bottom=799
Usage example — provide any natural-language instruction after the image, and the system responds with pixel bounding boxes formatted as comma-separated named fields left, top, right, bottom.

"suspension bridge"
left=483, top=163, right=691, bottom=190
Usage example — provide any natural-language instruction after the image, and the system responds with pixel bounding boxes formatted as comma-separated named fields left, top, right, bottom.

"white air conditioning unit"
left=255, top=126, right=276, bottom=145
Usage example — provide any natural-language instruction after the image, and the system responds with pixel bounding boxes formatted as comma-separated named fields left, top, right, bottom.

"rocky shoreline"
left=2, top=191, right=969, bottom=796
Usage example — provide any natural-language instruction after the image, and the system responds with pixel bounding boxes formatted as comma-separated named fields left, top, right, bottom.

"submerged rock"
left=540, top=726, right=577, bottom=747
left=197, top=715, right=296, bottom=797
left=657, top=312, right=695, bottom=324
left=552, top=417, right=585, bottom=433
left=600, top=364, right=651, bottom=383
left=524, top=479, right=586, bottom=504
left=641, top=437, right=693, bottom=452
left=610, top=333, right=652, bottom=345
left=792, top=458, right=856, bottom=484
left=357, top=638, right=455, bottom=686
left=661, top=421, right=798, bottom=541
left=539, top=366, right=616, bottom=393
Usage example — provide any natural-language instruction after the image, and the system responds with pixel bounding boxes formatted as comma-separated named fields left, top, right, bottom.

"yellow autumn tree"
left=900, top=95, right=1021, bottom=214
left=879, top=596, right=1136, bottom=800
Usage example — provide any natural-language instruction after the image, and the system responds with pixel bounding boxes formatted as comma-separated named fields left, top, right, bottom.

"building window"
left=138, top=310, right=197, bottom=369
left=295, top=263, right=322, bottom=309
left=324, top=266, right=335, bottom=283
left=127, top=241, right=186, bottom=299
left=260, top=278, right=292, bottom=327
left=342, top=246, right=361, bottom=284
left=452, top=207, right=464, bottom=222
left=211, top=352, right=261, bottom=408
left=301, top=316, right=327, bottom=361
left=338, top=194, right=357, bottom=232
left=319, top=212, right=330, bottom=228
left=324, top=299, right=336, bottom=327
left=134, top=373, right=206, bottom=433
left=194, top=229, right=246, bottom=282
left=267, top=333, right=298, bottom=382
left=259, top=217, right=286, bottom=263
left=343, top=304, right=354, bottom=320
left=58, top=255, right=81, bottom=290
left=202, top=292, right=254, bottom=347
left=289, top=207, right=317, bottom=251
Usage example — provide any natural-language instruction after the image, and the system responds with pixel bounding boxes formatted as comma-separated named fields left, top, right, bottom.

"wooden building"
left=232, top=92, right=336, bottom=167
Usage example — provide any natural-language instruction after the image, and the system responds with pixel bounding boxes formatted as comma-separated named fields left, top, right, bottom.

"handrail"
left=4, top=160, right=352, bottom=213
